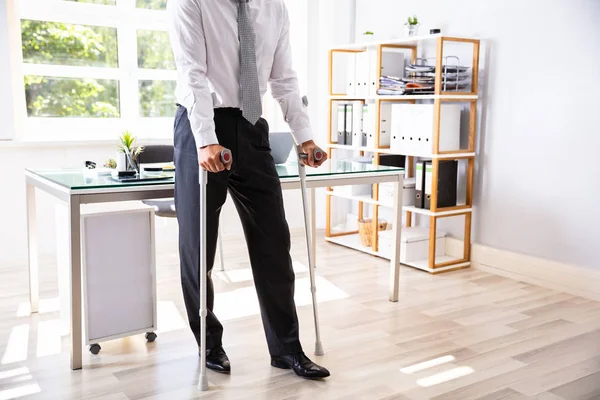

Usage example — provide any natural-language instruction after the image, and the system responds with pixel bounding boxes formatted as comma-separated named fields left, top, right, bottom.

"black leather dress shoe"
left=271, top=352, right=330, bottom=379
left=201, top=346, right=230, bottom=373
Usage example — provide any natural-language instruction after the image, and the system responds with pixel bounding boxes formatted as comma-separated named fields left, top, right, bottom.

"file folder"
left=362, top=103, right=376, bottom=147
left=337, top=104, right=346, bottom=144
left=355, top=51, right=369, bottom=97
left=351, top=101, right=363, bottom=148
left=346, top=54, right=357, bottom=97
left=379, top=154, right=406, bottom=168
left=367, top=49, right=378, bottom=97
left=344, top=104, right=353, bottom=146
left=415, top=161, right=426, bottom=208
left=379, top=103, right=392, bottom=147
left=424, top=160, right=458, bottom=209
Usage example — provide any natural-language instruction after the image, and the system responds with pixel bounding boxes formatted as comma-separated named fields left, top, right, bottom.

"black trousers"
left=173, top=106, right=302, bottom=357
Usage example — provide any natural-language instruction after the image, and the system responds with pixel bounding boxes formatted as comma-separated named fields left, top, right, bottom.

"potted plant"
left=116, top=130, right=144, bottom=171
left=405, top=15, right=419, bottom=37
left=362, top=30, right=376, bottom=43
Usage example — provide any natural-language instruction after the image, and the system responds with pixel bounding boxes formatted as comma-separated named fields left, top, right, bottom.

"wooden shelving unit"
left=325, top=34, right=481, bottom=274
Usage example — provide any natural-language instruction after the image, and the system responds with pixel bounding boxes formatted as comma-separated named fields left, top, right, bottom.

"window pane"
left=137, top=30, right=175, bottom=70
left=136, top=0, right=166, bottom=10
left=21, top=20, right=118, bottom=68
left=25, top=76, right=120, bottom=117
left=139, top=80, right=176, bottom=117
left=63, top=0, right=116, bottom=5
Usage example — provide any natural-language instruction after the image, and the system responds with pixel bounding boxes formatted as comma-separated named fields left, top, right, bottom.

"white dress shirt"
left=166, top=0, right=313, bottom=148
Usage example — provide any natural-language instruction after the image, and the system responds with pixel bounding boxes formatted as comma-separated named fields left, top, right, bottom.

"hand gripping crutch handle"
left=198, top=147, right=232, bottom=392
left=298, top=147, right=325, bottom=163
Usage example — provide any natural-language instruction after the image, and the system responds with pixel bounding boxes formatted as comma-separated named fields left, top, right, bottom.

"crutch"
left=297, top=147, right=325, bottom=356
left=198, top=148, right=232, bottom=392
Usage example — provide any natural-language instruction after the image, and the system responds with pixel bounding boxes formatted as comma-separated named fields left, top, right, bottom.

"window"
left=16, top=0, right=308, bottom=140
left=18, top=0, right=176, bottom=140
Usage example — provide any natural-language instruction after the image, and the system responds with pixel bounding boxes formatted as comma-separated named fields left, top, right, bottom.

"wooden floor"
left=2, top=232, right=600, bottom=400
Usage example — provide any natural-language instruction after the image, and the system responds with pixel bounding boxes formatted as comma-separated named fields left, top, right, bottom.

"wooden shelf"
left=326, top=34, right=480, bottom=274
left=330, top=33, right=479, bottom=51
left=326, top=233, right=382, bottom=258
left=330, top=94, right=478, bottom=101
left=324, top=233, right=469, bottom=273
left=327, top=144, right=475, bottom=159
left=403, top=205, right=472, bottom=217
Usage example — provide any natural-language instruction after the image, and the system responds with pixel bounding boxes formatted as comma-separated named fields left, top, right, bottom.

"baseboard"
left=446, top=238, right=600, bottom=301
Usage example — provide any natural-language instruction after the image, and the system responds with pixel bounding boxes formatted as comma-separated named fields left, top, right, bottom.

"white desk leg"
left=26, top=182, right=39, bottom=313
left=68, top=195, right=83, bottom=370
left=389, top=176, right=404, bottom=302
left=310, top=188, right=316, bottom=269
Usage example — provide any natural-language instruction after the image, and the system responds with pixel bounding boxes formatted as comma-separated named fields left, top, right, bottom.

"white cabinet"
left=390, top=104, right=461, bottom=156
left=56, top=202, right=157, bottom=346
left=82, top=204, right=157, bottom=345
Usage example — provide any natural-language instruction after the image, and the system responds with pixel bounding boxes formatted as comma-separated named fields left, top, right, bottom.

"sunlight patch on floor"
left=0, top=367, right=39, bottom=400
left=36, top=319, right=61, bottom=358
left=156, top=301, right=187, bottom=334
left=213, top=276, right=348, bottom=322
left=416, top=366, right=475, bottom=387
left=0, top=383, right=41, bottom=400
left=214, top=261, right=308, bottom=284
left=400, top=355, right=455, bottom=374
left=16, top=298, right=60, bottom=317
left=1, top=325, right=29, bottom=364
left=0, top=367, right=29, bottom=380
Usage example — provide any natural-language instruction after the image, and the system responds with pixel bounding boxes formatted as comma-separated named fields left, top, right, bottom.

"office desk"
left=25, top=160, right=404, bottom=370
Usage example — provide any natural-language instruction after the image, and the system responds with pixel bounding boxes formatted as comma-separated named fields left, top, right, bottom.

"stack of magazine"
left=377, top=59, right=471, bottom=96
left=403, top=62, right=471, bottom=94
left=377, top=76, right=406, bottom=95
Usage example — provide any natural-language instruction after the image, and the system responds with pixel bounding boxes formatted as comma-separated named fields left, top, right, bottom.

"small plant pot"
left=116, top=152, right=127, bottom=172
left=405, top=24, right=419, bottom=37
left=362, top=33, right=377, bottom=43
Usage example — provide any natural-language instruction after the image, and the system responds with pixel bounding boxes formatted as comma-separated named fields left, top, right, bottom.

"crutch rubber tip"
left=198, top=375, right=209, bottom=391
left=314, top=342, right=324, bottom=356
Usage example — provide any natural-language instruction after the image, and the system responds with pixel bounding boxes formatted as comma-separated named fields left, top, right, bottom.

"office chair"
left=138, top=145, right=226, bottom=271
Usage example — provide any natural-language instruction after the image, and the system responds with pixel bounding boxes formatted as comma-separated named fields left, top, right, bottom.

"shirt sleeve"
left=167, top=0, right=218, bottom=148
left=268, top=2, right=314, bottom=145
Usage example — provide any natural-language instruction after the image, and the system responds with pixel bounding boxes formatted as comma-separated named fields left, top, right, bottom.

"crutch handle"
left=220, top=148, right=232, bottom=165
left=298, top=147, right=325, bottom=162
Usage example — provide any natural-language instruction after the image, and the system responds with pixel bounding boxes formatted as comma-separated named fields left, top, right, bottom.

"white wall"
left=355, top=0, right=600, bottom=270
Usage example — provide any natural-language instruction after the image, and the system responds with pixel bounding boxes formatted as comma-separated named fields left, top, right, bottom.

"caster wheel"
left=89, top=344, right=101, bottom=355
left=145, top=332, right=157, bottom=342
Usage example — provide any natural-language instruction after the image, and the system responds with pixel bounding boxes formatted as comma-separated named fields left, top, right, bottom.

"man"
left=166, top=0, right=330, bottom=379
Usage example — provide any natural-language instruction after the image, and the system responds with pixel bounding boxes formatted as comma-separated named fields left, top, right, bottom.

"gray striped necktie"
left=236, top=0, right=262, bottom=125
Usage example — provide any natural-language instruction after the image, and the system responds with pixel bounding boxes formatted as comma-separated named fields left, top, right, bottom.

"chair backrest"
left=137, top=145, right=174, bottom=165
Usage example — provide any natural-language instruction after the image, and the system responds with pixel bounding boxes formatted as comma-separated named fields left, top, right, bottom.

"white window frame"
left=10, top=0, right=311, bottom=142
left=15, top=0, right=176, bottom=141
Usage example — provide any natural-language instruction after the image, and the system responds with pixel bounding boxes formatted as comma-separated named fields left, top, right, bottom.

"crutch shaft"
left=297, top=152, right=324, bottom=356
left=198, top=147, right=232, bottom=391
